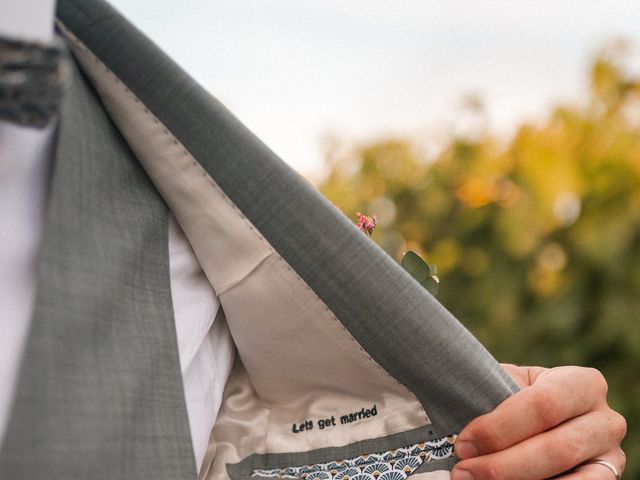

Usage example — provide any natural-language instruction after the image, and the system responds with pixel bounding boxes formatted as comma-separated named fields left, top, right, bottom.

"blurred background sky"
left=109, top=0, right=640, bottom=180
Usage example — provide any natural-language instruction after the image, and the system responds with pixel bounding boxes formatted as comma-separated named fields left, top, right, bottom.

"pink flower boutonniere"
left=355, top=212, right=377, bottom=237
left=355, top=212, right=439, bottom=296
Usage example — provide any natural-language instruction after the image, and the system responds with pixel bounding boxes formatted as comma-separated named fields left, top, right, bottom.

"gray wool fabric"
left=0, top=0, right=519, bottom=478
left=0, top=47, right=196, bottom=479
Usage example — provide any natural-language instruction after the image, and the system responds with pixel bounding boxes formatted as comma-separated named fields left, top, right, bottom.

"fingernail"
left=455, top=441, right=478, bottom=459
left=452, top=468, right=474, bottom=480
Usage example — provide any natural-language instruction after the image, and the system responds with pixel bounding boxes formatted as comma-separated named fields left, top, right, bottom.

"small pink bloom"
left=356, top=212, right=377, bottom=236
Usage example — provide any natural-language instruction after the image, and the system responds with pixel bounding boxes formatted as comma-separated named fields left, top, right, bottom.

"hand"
left=451, top=364, right=627, bottom=480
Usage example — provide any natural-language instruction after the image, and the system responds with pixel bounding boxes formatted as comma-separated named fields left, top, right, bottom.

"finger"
left=500, top=364, right=548, bottom=389
left=455, top=367, right=608, bottom=458
left=554, top=449, right=626, bottom=480
left=452, top=410, right=625, bottom=480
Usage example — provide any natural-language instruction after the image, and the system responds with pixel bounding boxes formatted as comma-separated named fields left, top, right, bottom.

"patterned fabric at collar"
left=252, top=435, right=457, bottom=479
left=0, top=35, right=67, bottom=128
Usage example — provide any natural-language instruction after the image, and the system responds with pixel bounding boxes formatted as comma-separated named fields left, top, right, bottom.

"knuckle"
left=618, top=447, right=627, bottom=471
left=611, top=411, right=628, bottom=443
left=585, top=367, right=608, bottom=397
left=532, top=390, right=561, bottom=429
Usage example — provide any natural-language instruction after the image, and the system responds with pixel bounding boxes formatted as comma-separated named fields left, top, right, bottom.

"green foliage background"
left=319, top=47, right=640, bottom=477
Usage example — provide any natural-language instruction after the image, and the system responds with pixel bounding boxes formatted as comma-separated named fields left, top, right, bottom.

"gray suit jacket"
left=0, top=1, right=518, bottom=479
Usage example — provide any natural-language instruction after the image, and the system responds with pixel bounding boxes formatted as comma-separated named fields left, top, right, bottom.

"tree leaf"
left=420, top=277, right=439, bottom=296
left=401, top=251, right=431, bottom=283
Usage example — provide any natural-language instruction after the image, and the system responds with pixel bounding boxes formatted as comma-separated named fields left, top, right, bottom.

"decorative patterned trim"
left=251, top=435, right=457, bottom=479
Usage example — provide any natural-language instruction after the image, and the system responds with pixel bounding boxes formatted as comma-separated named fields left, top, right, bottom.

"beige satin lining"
left=219, top=253, right=428, bottom=453
left=58, top=24, right=430, bottom=480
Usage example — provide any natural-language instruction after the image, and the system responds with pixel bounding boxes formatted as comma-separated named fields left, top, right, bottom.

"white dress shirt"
left=0, top=0, right=235, bottom=470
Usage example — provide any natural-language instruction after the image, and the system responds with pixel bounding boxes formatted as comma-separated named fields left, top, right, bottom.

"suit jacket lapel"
left=0, top=43, right=195, bottom=479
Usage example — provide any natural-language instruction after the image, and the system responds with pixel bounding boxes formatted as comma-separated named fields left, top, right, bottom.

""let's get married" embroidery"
left=291, top=404, right=378, bottom=433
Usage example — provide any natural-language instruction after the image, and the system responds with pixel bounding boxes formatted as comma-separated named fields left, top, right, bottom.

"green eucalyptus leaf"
left=401, top=251, right=430, bottom=283
left=401, top=251, right=439, bottom=296
left=420, top=277, right=439, bottom=296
